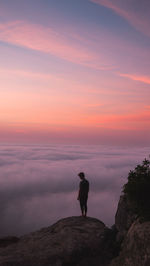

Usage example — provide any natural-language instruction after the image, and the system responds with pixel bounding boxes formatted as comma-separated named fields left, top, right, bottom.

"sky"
left=1, top=1, right=150, bottom=237
left=0, top=0, right=150, bottom=145
left=0, top=144, right=149, bottom=236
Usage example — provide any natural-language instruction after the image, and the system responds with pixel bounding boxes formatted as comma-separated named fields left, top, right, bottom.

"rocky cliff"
left=0, top=216, right=115, bottom=266
left=109, top=193, right=150, bottom=266
left=115, top=194, right=137, bottom=242
left=0, top=198, right=150, bottom=266
left=110, top=219, right=150, bottom=266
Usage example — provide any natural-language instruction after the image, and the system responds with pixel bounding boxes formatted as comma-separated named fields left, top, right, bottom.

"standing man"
left=77, top=172, right=89, bottom=217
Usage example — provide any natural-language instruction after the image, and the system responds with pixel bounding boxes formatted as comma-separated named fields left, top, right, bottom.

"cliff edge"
left=0, top=216, right=114, bottom=266
left=111, top=218, right=150, bottom=266
left=0, top=200, right=150, bottom=266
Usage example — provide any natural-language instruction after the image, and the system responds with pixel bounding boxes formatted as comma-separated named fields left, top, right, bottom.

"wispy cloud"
left=118, top=72, right=150, bottom=85
left=85, top=108, right=150, bottom=130
left=0, top=20, right=112, bottom=70
left=90, top=0, right=150, bottom=37
left=0, top=67, right=63, bottom=82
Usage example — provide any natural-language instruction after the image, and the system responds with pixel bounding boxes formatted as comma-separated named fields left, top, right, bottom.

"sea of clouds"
left=0, top=143, right=149, bottom=237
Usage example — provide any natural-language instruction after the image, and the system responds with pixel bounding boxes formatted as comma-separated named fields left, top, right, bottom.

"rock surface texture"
left=115, top=195, right=137, bottom=241
left=0, top=216, right=113, bottom=266
left=110, top=194, right=150, bottom=266
left=110, top=219, right=150, bottom=266
left=0, top=197, right=150, bottom=266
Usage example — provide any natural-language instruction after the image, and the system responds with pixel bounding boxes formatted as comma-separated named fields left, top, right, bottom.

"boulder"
left=115, top=195, right=137, bottom=241
left=0, top=197, right=149, bottom=266
left=0, top=236, right=19, bottom=248
left=110, top=219, right=150, bottom=266
left=0, top=216, right=112, bottom=266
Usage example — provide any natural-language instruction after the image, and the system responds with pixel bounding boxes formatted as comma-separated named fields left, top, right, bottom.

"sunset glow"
left=0, top=0, right=150, bottom=145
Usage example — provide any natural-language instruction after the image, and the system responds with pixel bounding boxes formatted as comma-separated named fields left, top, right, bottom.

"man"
left=77, top=172, right=89, bottom=217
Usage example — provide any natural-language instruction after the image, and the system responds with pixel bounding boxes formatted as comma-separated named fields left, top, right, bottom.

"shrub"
left=123, top=159, right=150, bottom=220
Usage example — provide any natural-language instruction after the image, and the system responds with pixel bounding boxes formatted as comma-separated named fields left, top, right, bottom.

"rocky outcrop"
left=110, top=219, right=150, bottom=266
left=115, top=194, right=137, bottom=241
left=0, top=196, right=149, bottom=266
left=0, top=216, right=114, bottom=266
left=0, top=236, right=19, bottom=248
left=110, top=193, right=150, bottom=266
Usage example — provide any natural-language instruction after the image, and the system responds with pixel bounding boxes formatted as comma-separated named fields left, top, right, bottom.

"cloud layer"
left=0, top=144, right=149, bottom=236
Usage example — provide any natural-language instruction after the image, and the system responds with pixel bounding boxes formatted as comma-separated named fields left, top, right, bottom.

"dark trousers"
left=79, top=196, right=88, bottom=214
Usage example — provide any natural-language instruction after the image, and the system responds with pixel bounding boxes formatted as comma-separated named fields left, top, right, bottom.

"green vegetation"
left=123, top=159, right=150, bottom=220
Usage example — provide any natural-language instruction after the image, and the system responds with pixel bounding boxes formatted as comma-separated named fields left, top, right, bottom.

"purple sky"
left=0, top=0, right=150, bottom=145
left=0, top=1, right=150, bottom=237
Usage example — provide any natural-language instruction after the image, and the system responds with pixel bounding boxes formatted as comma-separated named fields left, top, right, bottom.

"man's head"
left=78, top=172, right=85, bottom=180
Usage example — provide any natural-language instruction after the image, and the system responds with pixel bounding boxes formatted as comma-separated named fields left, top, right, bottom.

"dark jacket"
left=79, top=179, right=89, bottom=199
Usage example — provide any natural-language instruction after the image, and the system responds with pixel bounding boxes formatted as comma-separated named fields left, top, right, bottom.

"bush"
left=123, top=159, right=150, bottom=220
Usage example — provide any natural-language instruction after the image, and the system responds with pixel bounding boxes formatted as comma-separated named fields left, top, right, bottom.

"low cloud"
left=0, top=144, right=149, bottom=236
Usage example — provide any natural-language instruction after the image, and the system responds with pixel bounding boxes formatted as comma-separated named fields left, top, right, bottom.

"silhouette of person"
left=77, top=172, right=89, bottom=217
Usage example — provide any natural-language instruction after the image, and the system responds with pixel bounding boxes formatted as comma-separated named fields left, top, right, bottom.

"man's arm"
left=77, top=190, right=80, bottom=200
left=77, top=182, right=81, bottom=200
left=87, top=181, right=89, bottom=193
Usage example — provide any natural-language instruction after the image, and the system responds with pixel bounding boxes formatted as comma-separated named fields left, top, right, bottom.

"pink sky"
left=0, top=0, right=150, bottom=145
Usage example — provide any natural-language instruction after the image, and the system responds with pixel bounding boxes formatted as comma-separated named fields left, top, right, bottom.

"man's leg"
left=79, top=199, right=84, bottom=216
left=83, top=197, right=88, bottom=217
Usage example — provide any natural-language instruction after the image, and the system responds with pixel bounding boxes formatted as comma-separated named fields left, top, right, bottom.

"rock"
left=109, top=193, right=150, bottom=265
left=0, top=216, right=112, bottom=266
left=0, top=236, right=19, bottom=248
left=115, top=195, right=137, bottom=241
left=0, top=196, right=149, bottom=266
left=110, top=219, right=150, bottom=266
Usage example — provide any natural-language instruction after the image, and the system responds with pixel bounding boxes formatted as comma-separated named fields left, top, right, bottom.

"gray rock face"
left=1, top=198, right=149, bottom=266
left=0, top=236, right=19, bottom=248
left=0, top=216, right=111, bottom=266
left=110, top=193, right=150, bottom=266
left=110, top=219, right=150, bottom=266
left=115, top=195, right=137, bottom=241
